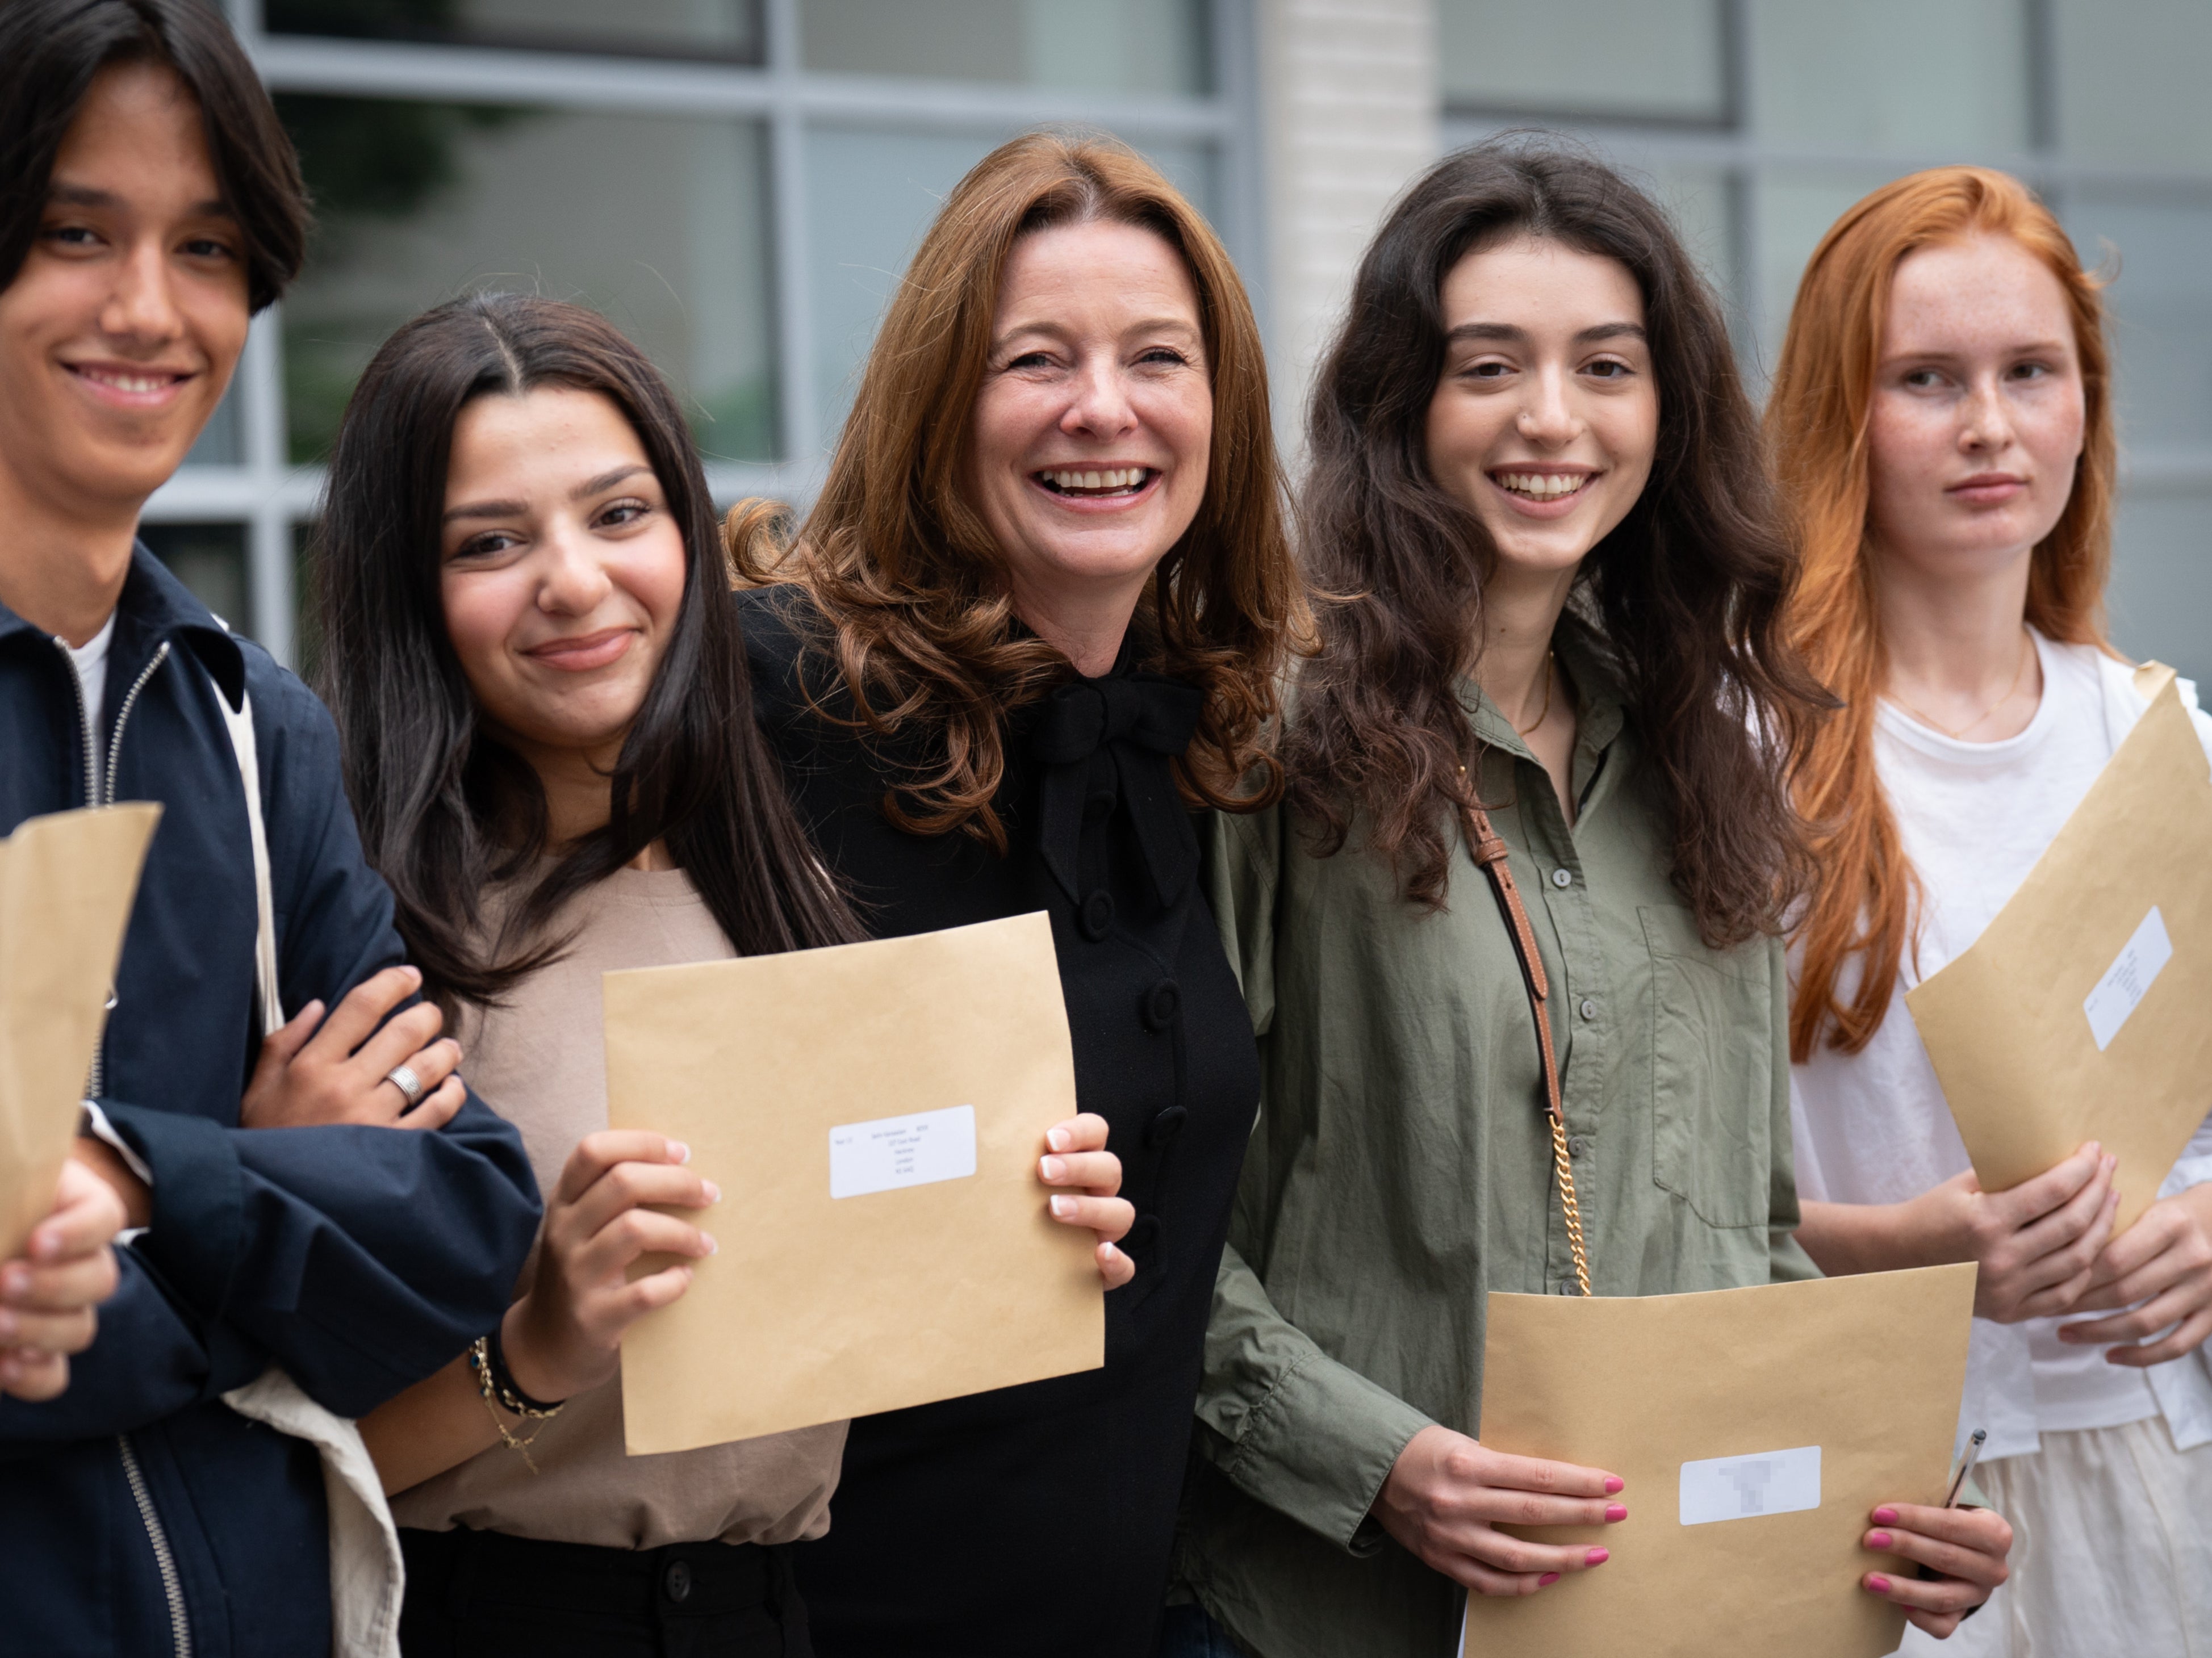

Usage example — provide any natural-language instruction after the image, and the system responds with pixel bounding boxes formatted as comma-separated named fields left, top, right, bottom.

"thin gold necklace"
left=1513, top=652, right=1555, bottom=738
left=1889, top=628, right=2035, bottom=740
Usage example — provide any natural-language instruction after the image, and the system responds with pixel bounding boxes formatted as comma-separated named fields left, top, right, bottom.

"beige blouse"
left=388, top=866, right=847, bottom=1549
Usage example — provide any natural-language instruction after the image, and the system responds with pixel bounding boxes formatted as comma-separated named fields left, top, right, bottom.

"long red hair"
left=1770, top=167, right=2115, bottom=1062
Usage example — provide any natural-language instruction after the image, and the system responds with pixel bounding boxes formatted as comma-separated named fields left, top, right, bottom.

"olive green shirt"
left=1177, top=634, right=1817, bottom=1658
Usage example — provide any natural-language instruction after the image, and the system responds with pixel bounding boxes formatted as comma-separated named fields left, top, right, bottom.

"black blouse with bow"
left=735, top=587, right=1260, bottom=1657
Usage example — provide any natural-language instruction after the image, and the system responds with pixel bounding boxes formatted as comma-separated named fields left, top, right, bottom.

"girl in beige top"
left=304, top=293, right=1136, bottom=1657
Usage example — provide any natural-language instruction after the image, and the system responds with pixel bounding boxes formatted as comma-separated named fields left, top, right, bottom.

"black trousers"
left=399, top=1526, right=811, bottom=1658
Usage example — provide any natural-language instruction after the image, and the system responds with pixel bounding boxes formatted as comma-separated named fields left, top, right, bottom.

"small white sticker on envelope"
left=829, top=1104, right=978, bottom=1199
left=2083, top=906, right=2173, bottom=1053
left=1678, top=1445, right=1821, bottom=1526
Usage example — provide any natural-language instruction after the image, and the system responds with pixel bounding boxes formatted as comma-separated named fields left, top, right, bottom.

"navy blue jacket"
left=0, top=551, right=542, bottom=1657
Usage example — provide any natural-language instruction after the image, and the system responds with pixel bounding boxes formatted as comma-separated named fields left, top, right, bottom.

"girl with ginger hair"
left=726, top=131, right=1302, bottom=1655
left=1776, top=167, right=2212, bottom=1652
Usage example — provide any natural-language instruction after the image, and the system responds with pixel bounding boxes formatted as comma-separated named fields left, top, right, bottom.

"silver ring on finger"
left=385, top=1062, right=425, bottom=1108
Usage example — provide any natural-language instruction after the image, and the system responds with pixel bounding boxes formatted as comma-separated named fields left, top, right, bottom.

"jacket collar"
left=0, top=544, right=247, bottom=709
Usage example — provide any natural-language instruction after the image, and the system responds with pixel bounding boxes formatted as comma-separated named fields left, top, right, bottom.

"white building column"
left=1256, top=0, right=1440, bottom=459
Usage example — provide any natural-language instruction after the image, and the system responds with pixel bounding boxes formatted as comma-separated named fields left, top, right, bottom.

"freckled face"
left=1425, top=236, right=1658, bottom=580
left=1864, top=233, right=2086, bottom=584
left=967, top=219, right=1213, bottom=626
left=438, top=388, right=687, bottom=766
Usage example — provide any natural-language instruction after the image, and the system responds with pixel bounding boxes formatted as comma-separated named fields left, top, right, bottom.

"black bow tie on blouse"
left=1027, top=674, right=1204, bottom=912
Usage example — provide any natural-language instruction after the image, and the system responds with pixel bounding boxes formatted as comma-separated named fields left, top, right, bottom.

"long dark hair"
left=1284, top=139, right=1824, bottom=945
left=0, top=0, right=306, bottom=311
left=316, top=293, right=860, bottom=1011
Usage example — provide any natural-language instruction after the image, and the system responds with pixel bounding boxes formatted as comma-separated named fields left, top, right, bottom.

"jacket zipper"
left=103, top=643, right=170, bottom=809
left=52, top=637, right=98, bottom=815
left=74, top=642, right=170, bottom=1100
left=118, top=1434, right=192, bottom=1658
left=62, top=636, right=190, bottom=1657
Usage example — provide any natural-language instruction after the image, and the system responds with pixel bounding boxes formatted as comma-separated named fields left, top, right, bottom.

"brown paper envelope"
left=1468, top=1264, right=1976, bottom=1658
left=0, top=803, right=162, bottom=1258
left=605, top=910, right=1102, bottom=1454
left=1906, top=668, right=2212, bottom=1232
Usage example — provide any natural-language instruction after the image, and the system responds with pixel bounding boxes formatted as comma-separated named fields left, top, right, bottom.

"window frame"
left=154, top=0, right=1262, bottom=667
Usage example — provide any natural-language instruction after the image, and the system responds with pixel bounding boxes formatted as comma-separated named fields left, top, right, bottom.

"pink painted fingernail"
left=1605, top=1504, right=1627, bottom=1523
left=1537, top=1573, right=1560, bottom=1587
left=1868, top=1531, right=1893, bottom=1550
left=1047, top=1127, right=1072, bottom=1152
left=700, top=1181, right=721, bottom=1204
left=668, top=1141, right=691, bottom=1165
left=1603, top=1476, right=1624, bottom=1494
left=1050, top=1195, right=1076, bottom=1217
left=1584, top=1548, right=1609, bottom=1566
left=1872, top=1506, right=1899, bottom=1526
left=1040, top=1155, right=1067, bottom=1182
left=1867, top=1575, right=1893, bottom=1594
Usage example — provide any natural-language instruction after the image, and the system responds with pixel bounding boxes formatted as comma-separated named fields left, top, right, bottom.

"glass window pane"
left=1439, top=0, right=1726, bottom=123
left=801, top=0, right=1211, bottom=95
left=805, top=128, right=1002, bottom=451
left=1747, top=0, right=2029, bottom=153
left=2054, top=0, right=2212, bottom=169
left=2109, top=489, right=2212, bottom=687
left=804, top=126, right=1219, bottom=454
left=181, top=382, right=241, bottom=468
left=1751, top=168, right=1900, bottom=373
left=2064, top=195, right=2212, bottom=450
left=265, top=0, right=763, bottom=62
left=277, top=98, right=776, bottom=466
left=139, top=522, right=250, bottom=633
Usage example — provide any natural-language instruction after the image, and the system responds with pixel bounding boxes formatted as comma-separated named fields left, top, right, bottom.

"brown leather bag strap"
left=1462, top=801, right=1592, bottom=1296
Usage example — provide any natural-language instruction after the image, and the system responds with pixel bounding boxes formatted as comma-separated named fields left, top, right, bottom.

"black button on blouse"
left=737, top=587, right=1260, bottom=1658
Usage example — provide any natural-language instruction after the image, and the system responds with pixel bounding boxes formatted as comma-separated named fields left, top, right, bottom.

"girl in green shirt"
left=1166, top=140, right=2014, bottom=1658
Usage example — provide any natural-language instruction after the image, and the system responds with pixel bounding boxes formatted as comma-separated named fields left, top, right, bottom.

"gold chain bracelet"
left=468, top=1334, right=562, bottom=1474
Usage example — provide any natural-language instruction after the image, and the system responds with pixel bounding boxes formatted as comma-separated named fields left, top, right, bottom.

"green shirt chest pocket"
left=1638, top=905, right=1774, bottom=1229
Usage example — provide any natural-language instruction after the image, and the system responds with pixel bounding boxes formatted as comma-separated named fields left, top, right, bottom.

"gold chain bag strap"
left=1461, top=801, right=1592, bottom=1296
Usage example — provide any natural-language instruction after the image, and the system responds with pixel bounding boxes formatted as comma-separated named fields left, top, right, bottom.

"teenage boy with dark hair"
left=0, top=3, right=542, bottom=1652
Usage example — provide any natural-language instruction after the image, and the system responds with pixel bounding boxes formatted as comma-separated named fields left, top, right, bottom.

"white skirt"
left=1893, top=1415, right=2212, bottom=1658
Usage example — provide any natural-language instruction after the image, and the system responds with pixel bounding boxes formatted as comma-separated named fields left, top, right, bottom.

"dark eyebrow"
left=1446, top=322, right=1527, bottom=344
left=442, top=466, right=654, bottom=525
left=1444, top=320, right=1646, bottom=345
left=575, top=463, right=652, bottom=498
left=47, top=182, right=233, bottom=219
left=442, top=498, right=526, bottom=525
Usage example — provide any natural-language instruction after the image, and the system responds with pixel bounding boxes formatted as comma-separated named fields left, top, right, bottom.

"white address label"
left=829, top=1104, right=978, bottom=1200
left=2084, top=906, right=2173, bottom=1053
left=1679, top=1445, right=1821, bottom=1526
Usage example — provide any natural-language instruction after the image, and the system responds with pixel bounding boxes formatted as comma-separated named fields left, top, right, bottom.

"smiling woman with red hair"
left=1775, top=166, right=2212, bottom=1653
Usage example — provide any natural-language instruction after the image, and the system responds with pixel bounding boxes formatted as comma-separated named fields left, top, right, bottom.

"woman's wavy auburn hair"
left=1286, top=138, right=1825, bottom=943
left=727, top=129, right=1301, bottom=846
left=1771, top=166, right=2114, bottom=1062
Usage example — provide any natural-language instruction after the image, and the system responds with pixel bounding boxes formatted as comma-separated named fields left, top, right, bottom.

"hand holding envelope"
left=1464, top=1265, right=1980, bottom=1658
left=0, top=805, right=161, bottom=1399
left=1908, top=667, right=2212, bottom=1237
left=604, top=911, right=1106, bottom=1455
